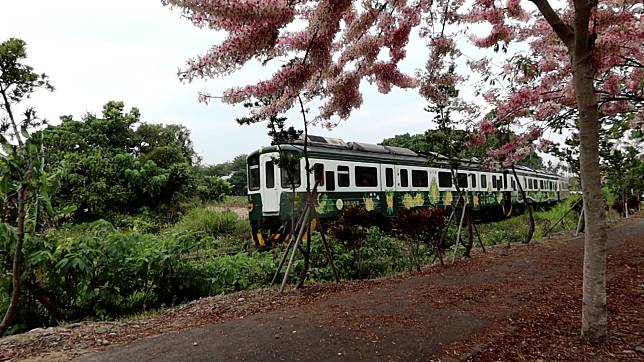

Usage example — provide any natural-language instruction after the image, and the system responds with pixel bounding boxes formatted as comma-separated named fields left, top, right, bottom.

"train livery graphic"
left=247, top=136, right=569, bottom=248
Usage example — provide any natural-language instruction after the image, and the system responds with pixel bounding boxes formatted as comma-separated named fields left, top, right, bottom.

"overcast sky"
left=1, top=0, right=564, bottom=166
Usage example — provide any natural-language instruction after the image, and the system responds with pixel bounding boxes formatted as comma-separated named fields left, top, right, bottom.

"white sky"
left=1, top=0, right=563, bottom=165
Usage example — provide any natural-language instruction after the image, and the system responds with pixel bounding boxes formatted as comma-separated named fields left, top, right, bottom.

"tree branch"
left=529, top=0, right=574, bottom=48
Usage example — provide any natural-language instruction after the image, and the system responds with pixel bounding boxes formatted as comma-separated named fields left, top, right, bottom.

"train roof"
left=249, top=135, right=563, bottom=180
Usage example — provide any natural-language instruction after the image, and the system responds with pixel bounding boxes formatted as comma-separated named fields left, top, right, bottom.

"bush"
left=392, top=208, right=447, bottom=270
left=170, top=207, right=251, bottom=240
left=196, top=176, right=232, bottom=202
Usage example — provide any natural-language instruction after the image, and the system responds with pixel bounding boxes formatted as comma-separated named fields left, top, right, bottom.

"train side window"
left=400, top=169, right=409, bottom=187
left=528, top=179, right=532, bottom=189
left=492, top=175, right=497, bottom=189
left=470, top=174, right=477, bottom=188
left=313, top=163, right=324, bottom=186
left=457, top=173, right=468, bottom=188
left=540, top=180, right=544, bottom=190
left=356, top=166, right=378, bottom=187
left=386, top=168, right=394, bottom=188
left=325, top=171, right=335, bottom=191
left=438, top=171, right=452, bottom=188
left=266, top=161, right=275, bottom=189
left=412, top=170, right=428, bottom=187
left=337, top=166, right=350, bottom=187
left=248, top=155, right=260, bottom=191
left=511, top=178, right=515, bottom=190
left=480, top=174, right=487, bottom=188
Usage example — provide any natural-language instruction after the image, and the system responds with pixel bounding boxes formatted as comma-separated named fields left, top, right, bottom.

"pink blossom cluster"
left=167, top=0, right=435, bottom=120
left=461, top=0, right=642, bottom=170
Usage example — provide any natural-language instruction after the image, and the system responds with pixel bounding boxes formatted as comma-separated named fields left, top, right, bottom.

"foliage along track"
left=0, top=213, right=642, bottom=361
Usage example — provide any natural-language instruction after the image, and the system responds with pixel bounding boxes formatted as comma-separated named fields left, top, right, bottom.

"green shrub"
left=170, top=207, right=251, bottom=239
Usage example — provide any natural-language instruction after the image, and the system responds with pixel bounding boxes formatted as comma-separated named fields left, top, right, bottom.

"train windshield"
left=280, top=151, right=301, bottom=188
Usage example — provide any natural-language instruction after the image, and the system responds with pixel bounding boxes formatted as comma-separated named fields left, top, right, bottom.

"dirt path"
left=2, top=215, right=642, bottom=361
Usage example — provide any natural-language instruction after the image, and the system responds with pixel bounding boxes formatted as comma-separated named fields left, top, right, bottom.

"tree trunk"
left=0, top=183, right=28, bottom=337
left=572, top=22, right=608, bottom=341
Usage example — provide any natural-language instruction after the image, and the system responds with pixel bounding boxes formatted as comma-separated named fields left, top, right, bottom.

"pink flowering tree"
left=165, top=0, right=642, bottom=340
left=463, top=0, right=642, bottom=341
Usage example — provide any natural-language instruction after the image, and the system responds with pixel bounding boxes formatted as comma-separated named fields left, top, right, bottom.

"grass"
left=463, top=198, right=584, bottom=247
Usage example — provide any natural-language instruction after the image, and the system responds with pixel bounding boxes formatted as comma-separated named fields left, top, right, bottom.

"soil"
left=1, top=213, right=642, bottom=362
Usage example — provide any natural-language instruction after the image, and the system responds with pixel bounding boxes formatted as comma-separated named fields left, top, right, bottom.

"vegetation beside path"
left=1, top=212, right=641, bottom=361
left=0, top=195, right=615, bottom=335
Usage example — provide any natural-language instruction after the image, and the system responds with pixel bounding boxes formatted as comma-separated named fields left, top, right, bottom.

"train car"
left=247, top=136, right=569, bottom=248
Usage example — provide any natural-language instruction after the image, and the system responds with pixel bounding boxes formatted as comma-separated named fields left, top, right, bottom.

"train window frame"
left=280, top=158, right=301, bottom=189
left=248, top=155, right=260, bottom=191
left=438, top=171, right=452, bottom=188
left=400, top=169, right=409, bottom=187
left=480, top=174, right=487, bottom=189
left=386, top=168, right=394, bottom=188
left=355, top=166, right=378, bottom=188
left=337, top=165, right=350, bottom=187
left=412, top=169, right=429, bottom=188
left=457, top=173, right=468, bottom=189
left=265, top=161, right=275, bottom=189
left=325, top=171, right=335, bottom=191
left=313, top=163, right=325, bottom=187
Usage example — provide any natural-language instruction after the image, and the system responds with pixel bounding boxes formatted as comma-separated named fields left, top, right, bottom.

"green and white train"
left=247, top=136, right=569, bottom=248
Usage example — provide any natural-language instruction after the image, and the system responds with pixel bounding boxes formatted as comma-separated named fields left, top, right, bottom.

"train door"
left=259, top=153, right=279, bottom=215
left=395, top=165, right=410, bottom=192
left=382, top=166, right=395, bottom=192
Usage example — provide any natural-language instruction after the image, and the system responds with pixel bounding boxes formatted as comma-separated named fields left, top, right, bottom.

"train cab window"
left=265, top=161, right=275, bottom=189
left=280, top=158, right=301, bottom=189
left=248, top=156, right=260, bottom=191
left=356, top=166, right=378, bottom=187
left=313, top=163, right=324, bottom=187
left=438, top=171, right=452, bottom=188
left=325, top=171, right=335, bottom=191
left=400, top=169, right=409, bottom=187
left=457, top=173, right=468, bottom=188
left=470, top=174, right=477, bottom=188
left=480, top=174, right=487, bottom=188
left=412, top=170, right=429, bottom=187
left=386, top=168, right=394, bottom=188
left=337, top=166, right=350, bottom=187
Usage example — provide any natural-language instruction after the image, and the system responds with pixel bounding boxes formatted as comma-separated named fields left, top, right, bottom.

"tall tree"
left=165, top=0, right=642, bottom=340
left=0, top=38, right=54, bottom=336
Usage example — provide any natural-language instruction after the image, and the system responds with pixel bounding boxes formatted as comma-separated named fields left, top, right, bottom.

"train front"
left=246, top=146, right=303, bottom=249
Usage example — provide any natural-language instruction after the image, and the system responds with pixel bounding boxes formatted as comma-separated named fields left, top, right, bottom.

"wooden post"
left=313, top=209, right=340, bottom=282
left=271, top=207, right=308, bottom=285
left=452, top=197, right=468, bottom=264
left=543, top=198, right=581, bottom=237
left=471, top=219, right=486, bottom=253
left=279, top=206, right=311, bottom=293
left=575, top=208, right=585, bottom=236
